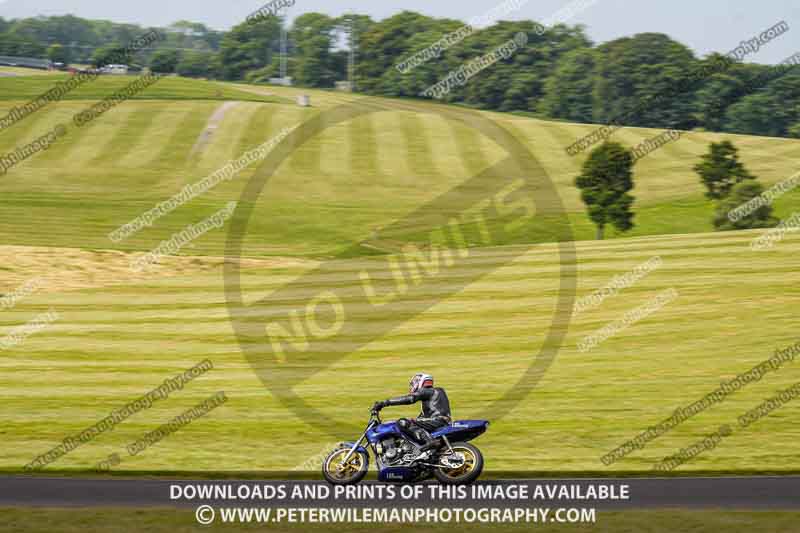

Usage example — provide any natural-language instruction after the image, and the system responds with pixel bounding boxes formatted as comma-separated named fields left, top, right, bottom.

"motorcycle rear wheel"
left=322, top=446, right=369, bottom=485
left=433, top=442, right=484, bottom=484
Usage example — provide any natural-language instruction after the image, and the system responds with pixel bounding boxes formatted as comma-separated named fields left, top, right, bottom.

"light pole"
left=346, top=12, right=356, bottom=92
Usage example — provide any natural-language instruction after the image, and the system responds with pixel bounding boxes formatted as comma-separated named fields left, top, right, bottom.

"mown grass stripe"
left=347, top=111, right=380, bottom=179
left=88, top=103, right=165, bottom=168
left=400, top=111, right=436, bottom=178
left=150, top=103, right=216, bottom=170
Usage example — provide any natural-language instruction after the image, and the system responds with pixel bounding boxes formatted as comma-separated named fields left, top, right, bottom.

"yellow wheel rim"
left=325, top=449, right=364, bottom=480
left=442, top=447, right=477, bottom=479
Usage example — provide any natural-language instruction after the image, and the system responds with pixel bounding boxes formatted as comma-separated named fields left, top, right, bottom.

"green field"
left=0, top=81, right=798, bottom=256
left=0, top=74, right=288, bottom=103
left=0, top=77, right=798, bottom=475
left=0, top=67, right=57, bottom=76
left=1, top=230, right=798, bottom=473
left=2, top=508, right=799, bottom=533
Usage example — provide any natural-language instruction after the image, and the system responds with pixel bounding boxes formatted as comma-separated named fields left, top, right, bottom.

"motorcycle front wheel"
left=433, top=442, right=484, bottom=484
left=322, top=446, right=369, bottom=484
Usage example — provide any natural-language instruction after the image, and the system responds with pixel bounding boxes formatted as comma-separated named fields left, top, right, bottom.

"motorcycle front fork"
left=341, top=428, right=370, bottom=464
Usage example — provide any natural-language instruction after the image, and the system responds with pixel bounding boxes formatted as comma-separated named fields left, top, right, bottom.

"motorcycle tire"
left=433, top=442, right=484, bottom=485
left=322, top=445, right=369, bottom=485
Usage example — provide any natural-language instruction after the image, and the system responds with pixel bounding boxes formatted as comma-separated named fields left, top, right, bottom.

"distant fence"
left=0, top=56, right=52, bottom=70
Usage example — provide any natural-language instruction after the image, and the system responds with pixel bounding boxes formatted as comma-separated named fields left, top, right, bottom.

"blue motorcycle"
left=322, top=408, right=489, bottom=484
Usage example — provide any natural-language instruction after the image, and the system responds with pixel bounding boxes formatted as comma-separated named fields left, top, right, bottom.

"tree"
left=90, top=44, right=124, bottom=67
left=150, top=49, right=180, bottom=73
left=12, top=15, right=96, bottom=49
left=713, top=181, right=778, bottom=231
left=538, top=47, right=596, bottom=122
left=575, top=142, right=635, bottom=239
left=245, top=59, right=282, bottom=84
left=454, top=21, right=576, bottom=112
left=363, top=19, right=464, bottom=98
left=694, top=140, right=754, bottom=200
left=0, top=33, right=45, bottom=57
left=289, top=13, right=339, bottom=87
left=355, top=11, right=442, bottom=94
left=692, top=73, right=745, bottom=132
left=593, top=33, right=696, bottom=128
left=176, top=50, right=216, bottom=78
left=167, top=20, right=218, bottom=49
left=46, top=43, right=70, bottom=64
left=723, top=71, right=800, bottom=137
left=218, top=16, right=282, bottom=80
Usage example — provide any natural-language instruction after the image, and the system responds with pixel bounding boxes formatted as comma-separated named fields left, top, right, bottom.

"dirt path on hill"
left=189, top=101, right=241, bottom=156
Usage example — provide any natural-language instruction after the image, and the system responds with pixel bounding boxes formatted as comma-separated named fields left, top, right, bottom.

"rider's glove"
left=372, top=401, right=385, bottom=412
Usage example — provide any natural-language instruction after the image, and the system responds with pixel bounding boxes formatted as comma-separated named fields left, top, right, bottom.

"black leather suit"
left=379, top=387, right=451, bottom=450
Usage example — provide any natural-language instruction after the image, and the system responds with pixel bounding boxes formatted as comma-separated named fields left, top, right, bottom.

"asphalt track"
left=1, top=476, right=798, bottom=509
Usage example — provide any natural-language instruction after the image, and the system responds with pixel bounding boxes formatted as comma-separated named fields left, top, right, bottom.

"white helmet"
left=409, top=373, right=434, bottom=393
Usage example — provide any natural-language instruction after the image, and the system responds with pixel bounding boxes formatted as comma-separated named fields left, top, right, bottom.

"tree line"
left=1, top=11, right=799, bottom=139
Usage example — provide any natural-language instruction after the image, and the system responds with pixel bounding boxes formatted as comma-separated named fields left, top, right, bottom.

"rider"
left=372, top=373, right=451, bottom=459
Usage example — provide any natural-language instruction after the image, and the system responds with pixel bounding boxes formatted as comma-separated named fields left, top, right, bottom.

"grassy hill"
left=1, top=229, right=798, bottom=473
left=0, top=79, right=797, bottom=257
left=0, top=74, right=289, bottom=103
left=0, top=77, right=798, bottom=475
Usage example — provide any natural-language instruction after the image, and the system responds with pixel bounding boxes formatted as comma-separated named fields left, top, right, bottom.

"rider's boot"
left=409, top=437, right=441, bottom=462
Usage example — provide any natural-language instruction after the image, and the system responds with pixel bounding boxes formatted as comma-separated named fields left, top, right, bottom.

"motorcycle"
left=322, top=408, right=489, bottom=484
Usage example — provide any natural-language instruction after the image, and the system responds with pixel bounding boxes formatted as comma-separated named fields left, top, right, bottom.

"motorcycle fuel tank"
left=366, top=421, right=400, bottom=443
